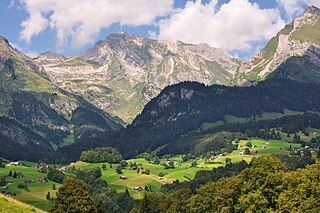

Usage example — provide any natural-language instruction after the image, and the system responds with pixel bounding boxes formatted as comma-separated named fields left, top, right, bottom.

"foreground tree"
left=50, top=177, right=97, bottom=213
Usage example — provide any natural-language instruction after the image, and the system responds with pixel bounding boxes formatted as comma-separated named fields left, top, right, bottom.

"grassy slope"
left=291, top=21, right=320, bottom=46
left=0, top=166, right=61, bottom=211
left=73, top=135, right=303, bottom=199
left=214, top=139, right=301, bottom=164
left=0, top=193, right=45, bottom=213
left=199, top=109, right=303, bottom=131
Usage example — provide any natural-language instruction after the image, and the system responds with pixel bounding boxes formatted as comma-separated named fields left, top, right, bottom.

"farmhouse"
left=58, top=167, right=66, bottom=172
left=250, top=150, right=258, bottom=155
left=133, top=186, right=143, bottom=192
left=165, top=161, right=179, bottom=167
left=24, top=179, right=32, bottom=184
left=138, top=169, right=145, bottom=174
left=130, top=165, right=137, bottom=170
left=16, top=172, right=23, bottom=178
left=2, top=192, right=15, bottom=197
left=8, top=162, right=19, bottom=166
left=36, top=177, right=46, bottom=183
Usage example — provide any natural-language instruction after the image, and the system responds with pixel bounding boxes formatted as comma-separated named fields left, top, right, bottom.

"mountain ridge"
left=36, top=32, right=240, bottom=123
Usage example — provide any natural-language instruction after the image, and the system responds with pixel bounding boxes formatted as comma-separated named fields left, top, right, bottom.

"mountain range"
left=0, top=6, right=320, bottom=160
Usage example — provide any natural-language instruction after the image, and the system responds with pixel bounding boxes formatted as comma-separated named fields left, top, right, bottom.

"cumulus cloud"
left=154, top=0, right=285, bottom=51
left=277, top=0, right=320, bottom=19
left=19, top=0, right=174, bottom=49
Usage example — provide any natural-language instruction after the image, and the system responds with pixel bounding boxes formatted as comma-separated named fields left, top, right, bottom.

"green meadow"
left=0, top=165, right=61, bottom=211
left=0, top=138, right=303, bottom=209
left=0, top=193, right=45, bottom=213
left=73, top=139, right=301, bottom=199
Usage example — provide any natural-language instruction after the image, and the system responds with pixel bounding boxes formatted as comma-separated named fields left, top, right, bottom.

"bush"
left=80, top=147, right=123, bottom=163
left=158, top=171, right=165, bottom=177
left=47, top=169, right=65, bottom=184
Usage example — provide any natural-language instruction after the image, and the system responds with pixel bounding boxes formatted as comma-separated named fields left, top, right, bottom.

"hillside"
left=0, top=194, right=45, bottom=213
left=36, top=33, right=240, bottom=123
left=236, top=6, right=320, bottom=84
left=51, top=77, right=320, bottom=162
left=0, top=37, right=123, bottom=161
left=107, top=78, right=320, bottom=158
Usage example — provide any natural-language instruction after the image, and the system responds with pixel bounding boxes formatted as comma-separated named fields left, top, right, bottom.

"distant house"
left=16, top=172, right=23, bottom=178
left=165, top=161, right=179, bottom=167
left=250, top=150, right=258, bottom=155
left=58, top=167, right=66, bottom=172
left=3, top=192, right=15, bottom=197
left=24, top=179, right=32, bottom=184
left=36, top=177, right=46, bottom=183
left=239, top=152, right=244, bottom=156
left=133, top=186, right=143, bottom=192
left=8, top=162, right=20, bottom=166
left=138, top=169, right=145, bottom=175
left=130, top=165, right=137, bottom=170
left=119, top=176, right=127, bottom=180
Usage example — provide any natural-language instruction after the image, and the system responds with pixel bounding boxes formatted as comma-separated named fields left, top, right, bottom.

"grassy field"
left=0, top=137, right=306, bottom=209
left=213, top=139, right=301, bottom=164
left=0, top=165, right=61, bottom=211
left=198, top=109, right=304, bottom=132
left=0, top=193, right=45, bottom=213
left=73, top=158, right=221, bottom=199
left=72, top=138, right=301, bottom=198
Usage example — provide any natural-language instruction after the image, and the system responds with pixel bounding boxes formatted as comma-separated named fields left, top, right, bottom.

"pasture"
left=0, top=165, right=60, bottom=211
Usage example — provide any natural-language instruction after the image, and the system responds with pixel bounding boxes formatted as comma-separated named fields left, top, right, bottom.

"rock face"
left=236, top=6, right=320, bottom=85
left=37, top=33, right=240, bottom=123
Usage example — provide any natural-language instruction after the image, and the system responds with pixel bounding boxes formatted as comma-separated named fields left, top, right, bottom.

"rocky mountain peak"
left=305, top=5, right=320, bottom=18
left=37, top=51, right=65, bottom=61
left=0, top=36, right=10, bottom=46
left=293, top=5, right=320, bottom=29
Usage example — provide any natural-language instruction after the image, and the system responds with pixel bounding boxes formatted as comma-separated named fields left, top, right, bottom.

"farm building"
left=8, top=162, right=19, bottom=166
left=133, top=186, right=143, bottom=192
left=250, top=150, right=258, bottom=155
left=24, top=179, right=32, bottom=184
left=119, top=176, right=127, bottom=180
left=15, top=172, right=23, bottom=178
left=36, top=177, right=46, bottom=183
left=130, top=165, right=137, bottom=170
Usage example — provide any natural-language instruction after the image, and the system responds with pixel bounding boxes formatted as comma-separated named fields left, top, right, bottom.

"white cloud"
left=7, top=0, right=15, bottom=9
left=276, top=0, right=320, bottom=19
left=19, top=0, right=174, bottom=49
left=154, top=0, right=285, bottom=51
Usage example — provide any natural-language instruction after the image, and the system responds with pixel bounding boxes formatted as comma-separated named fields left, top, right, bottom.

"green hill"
left=0, top=194, right=45, bottom=213
left=0, top=37, right=123, bottom=162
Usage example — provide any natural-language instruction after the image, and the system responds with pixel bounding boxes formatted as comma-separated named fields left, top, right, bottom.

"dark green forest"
left=22, top=78, right=320, bottom=163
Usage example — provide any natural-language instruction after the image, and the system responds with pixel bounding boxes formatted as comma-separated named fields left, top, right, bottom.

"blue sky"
left=0, top=0, right=316, bottom=59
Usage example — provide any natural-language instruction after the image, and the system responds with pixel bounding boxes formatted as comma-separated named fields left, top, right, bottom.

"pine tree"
left=46, top=192, right=51, bottom=200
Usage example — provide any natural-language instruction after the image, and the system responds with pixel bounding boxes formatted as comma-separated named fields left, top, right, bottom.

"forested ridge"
left=110, top=78, right=320, bottom=158
left=39, top=78, right=320, bottom=163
